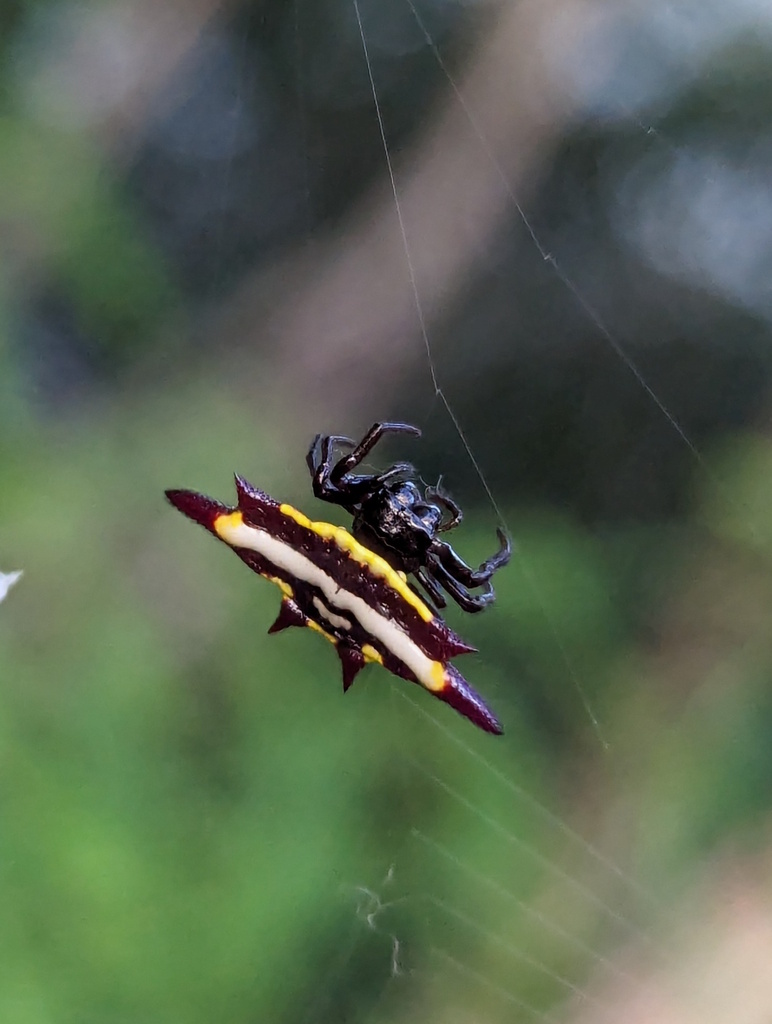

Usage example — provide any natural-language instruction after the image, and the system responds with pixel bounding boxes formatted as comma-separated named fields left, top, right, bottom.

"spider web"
left=152, top=1, right=770, bottom=1020
left=282, top=2, right=772, bottom=1023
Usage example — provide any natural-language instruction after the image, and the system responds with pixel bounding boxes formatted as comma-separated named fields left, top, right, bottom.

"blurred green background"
left=2, top=1, right=772, bottom=1021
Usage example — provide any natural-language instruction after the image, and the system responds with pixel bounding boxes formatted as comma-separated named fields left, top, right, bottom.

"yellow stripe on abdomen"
left=279, top=503, right=433, bottom=623
left=213, top=511, right=446, bottom=693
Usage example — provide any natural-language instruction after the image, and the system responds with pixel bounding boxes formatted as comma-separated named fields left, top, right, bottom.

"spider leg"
left=414, top=568, right=447, bottom=613
left=425, top=486, right=463, bottom=532
left=431, top=528, right=511, bottom=588
left=426, top=559, right=496, bottom=613
left=377, top=462, right=417, bottom=484
left=306, top=432, right=355, bottom=480
left=307, top=432, right=372, bottom=504
left=308, top=423, right=421, bottom=504
left=320, top=463, right=417, bottom=506
left=329, top=422, right=420, bottom=484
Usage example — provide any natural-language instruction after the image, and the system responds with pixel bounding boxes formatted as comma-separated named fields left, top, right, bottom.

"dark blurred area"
left=8, top=0, right=772, bottom=518
left=3, top=0, right=772, bottom=1021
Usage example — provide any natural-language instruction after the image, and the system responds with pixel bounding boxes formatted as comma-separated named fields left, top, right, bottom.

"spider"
left=307, top=422, right=511, bottom=614
left=166, top=473, right=504, bottom=734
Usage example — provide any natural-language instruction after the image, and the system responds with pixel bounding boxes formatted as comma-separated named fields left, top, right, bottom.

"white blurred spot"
left=557, top=0, right=772, bottom=122
left=616, top=140, right=772, bottom=319
left=0, top=570, right=23, bottom=604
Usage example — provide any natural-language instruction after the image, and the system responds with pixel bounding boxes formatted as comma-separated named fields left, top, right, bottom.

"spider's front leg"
left=329, top=422, right=421, bottom=485
left=307, top=432, right=355, bottom=502
left=308, top=423, right=421, bottom=505
left=425, top=486, right=463, bottom=532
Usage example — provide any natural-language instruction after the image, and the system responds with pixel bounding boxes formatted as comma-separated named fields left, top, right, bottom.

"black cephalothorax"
left=307, top=422, right=511, bottom=614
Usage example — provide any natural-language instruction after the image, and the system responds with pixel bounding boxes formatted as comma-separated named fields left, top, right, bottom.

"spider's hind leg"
left=429, top=559, right=497, bottom=613
left=432, top=528, right=511, bottom=588
left=414, top=568, right=447, bottom=613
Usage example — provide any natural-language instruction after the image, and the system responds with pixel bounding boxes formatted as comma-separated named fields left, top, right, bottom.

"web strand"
left=345, top=858, right=626, bottom=1020
left=293, top=0, right=313, bottom=235
left=403, top=0, right=702, bottom=464
left=398, top=688, right=667, bottom=919
left=299, top=4, right=729, bottom=1017
left=428, top=948, right=564, bottom=1023
left=404, top=0, right=766, bottom=557
left=353, top=0, right=609, bottom=746
left=412, top=829, right=642, bottom=987
left=425, top=893, right=619, bottom=1017
left=410, top=761, right=657, bottom=950
left=351, top=3, right=674, bottom=1006
left=351, top=0, right=505, bottom=527
left=208, top=9, right=251, bottom=300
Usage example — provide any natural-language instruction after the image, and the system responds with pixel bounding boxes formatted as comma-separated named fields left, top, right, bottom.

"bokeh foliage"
left=2, top=1, right=772, bottom=1021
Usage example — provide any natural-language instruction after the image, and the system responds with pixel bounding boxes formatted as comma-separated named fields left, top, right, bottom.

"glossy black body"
left=307, top=422, right=511, bottom=613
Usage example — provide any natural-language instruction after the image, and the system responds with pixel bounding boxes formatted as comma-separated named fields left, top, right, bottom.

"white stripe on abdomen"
left=215, top=515, right=444, bottom=693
